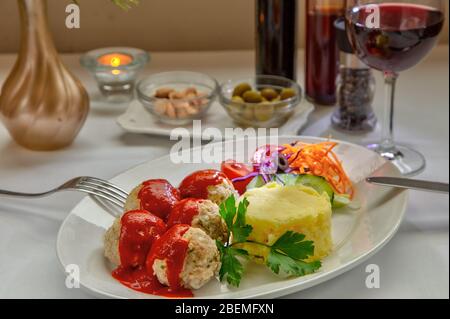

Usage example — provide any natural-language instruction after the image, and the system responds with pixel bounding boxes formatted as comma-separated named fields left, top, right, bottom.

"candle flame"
left=97, top=53, right=133, bottom=67
left=111, top=57, right=121, bottom=67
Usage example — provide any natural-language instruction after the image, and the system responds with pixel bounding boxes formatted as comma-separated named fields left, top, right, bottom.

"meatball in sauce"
left=178, top=170, right=236, bottom=205
left=125, top=179, right=180, bottom=220
left=167, top=198, right=227, bottom=242
left=147, top=225, right=221, bottom=292
left=118, top=210, right=166, bottom=268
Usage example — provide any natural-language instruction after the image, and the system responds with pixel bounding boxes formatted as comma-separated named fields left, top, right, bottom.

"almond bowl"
left=137, top=71, right=218, bottom=125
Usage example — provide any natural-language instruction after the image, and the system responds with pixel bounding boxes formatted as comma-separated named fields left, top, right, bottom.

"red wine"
left=306, top=5, right=343, bottom=105
left=347, top=3, right=444, bottom=73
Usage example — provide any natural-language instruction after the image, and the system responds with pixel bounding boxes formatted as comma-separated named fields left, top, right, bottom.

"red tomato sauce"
left=112, top=220, right=192, bottom=298
left=112, top=265, right=192, bottom=298
left=137, top=179, right=180, bottom=220
left=146, top=224, right=192, bottom=296
left=167, top=198, right=203, bottom=228
left=117, top=210, right=166, bottom=268
left=179, top=170, right=228, bottom=199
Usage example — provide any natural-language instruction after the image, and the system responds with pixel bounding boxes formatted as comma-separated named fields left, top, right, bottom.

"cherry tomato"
left=221, top=160, right=252, bottom=195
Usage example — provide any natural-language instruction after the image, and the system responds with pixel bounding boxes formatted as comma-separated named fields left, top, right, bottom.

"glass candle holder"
left=81, top=47, right=150, bottom=103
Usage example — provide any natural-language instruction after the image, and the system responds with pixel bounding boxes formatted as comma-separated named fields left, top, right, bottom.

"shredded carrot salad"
left=282, top=141, right=354, bottom=197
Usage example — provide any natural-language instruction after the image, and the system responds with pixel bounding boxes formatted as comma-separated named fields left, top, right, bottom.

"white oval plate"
left=56, top=136, right=408, bottom=299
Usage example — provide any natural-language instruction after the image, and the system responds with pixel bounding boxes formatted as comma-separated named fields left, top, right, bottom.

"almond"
left=155, top=88, right=174, bottom=99
left=183, top=87, right=198, bottom=96
left=169, top=91, right=185, bottom=100
left=186, top=105, right=199, bottom=115
left=154, top=99, right=168, bottom=115
left=165, top=102, right=177, bottom=118
left=172, top=100, right=191, bottom=110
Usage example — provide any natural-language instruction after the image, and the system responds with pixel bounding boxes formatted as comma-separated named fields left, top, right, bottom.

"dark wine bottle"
left=255, top=0, right=298, bottom=80
left=305, top=0, right=344, bottom=106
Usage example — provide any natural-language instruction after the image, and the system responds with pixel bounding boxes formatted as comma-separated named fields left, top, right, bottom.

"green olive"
left=271, top=96, right=281, bottom=102
left=242, top=104, right=255, bottom=121
left=232, top=83, right=252, bottom=97
left=272, top=96, right=289, bottom=110
left=260, top=88, right=279, bottom=101
left=231, top=96, right=244, bottom=103
left=254, top=102, right=274, bottom=122
left=243, top=90, right=263, bottom=103
left=280, top=88, right=296, bottom=100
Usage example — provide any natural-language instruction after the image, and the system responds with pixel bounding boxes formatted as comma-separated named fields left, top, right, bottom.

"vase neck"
left=18, top=0, right=57, bottom=56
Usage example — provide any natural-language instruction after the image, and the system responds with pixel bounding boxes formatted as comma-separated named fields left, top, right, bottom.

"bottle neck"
left=255, top=0, right=298, bottom=80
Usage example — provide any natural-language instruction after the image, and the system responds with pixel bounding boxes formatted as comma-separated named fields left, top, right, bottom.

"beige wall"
left=0, top=0, right=448, bottom=53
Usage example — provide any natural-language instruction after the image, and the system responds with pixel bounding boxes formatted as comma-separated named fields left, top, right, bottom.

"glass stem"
left=380, top=71, right=399, bottom=151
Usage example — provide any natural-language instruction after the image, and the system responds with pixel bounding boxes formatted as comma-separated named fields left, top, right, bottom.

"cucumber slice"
left=246, top=175, right=268, bottom=190
left=332, top=194, right=351, bottom=209
left=275, top=174, right=301, bottom=186
left=295, top=174, right=334, bottom=201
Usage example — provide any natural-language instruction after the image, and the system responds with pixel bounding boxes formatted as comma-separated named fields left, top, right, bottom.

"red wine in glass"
left=348, top=3, right=444, bottom=73
left=346, top=1, right=445, bottom=176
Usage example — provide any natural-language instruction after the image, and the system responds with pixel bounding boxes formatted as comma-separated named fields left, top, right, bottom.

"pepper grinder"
left=331, top=18, right=377, bottom=132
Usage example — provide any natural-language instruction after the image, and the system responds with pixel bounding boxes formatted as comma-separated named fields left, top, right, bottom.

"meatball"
left=104, top=210, right=166, bottom=267
left=104, top=216, right=121, bottom=266
left=167, top=198, right=228, bottom=242
left=124, top=179, right=180, bottom=220
left=147, top=225, right=221, bottom=290
left=179, top=169, right=237, bottom=205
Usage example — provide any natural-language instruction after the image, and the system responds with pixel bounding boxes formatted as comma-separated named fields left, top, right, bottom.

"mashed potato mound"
left=239, top=182, right=333, bottom=262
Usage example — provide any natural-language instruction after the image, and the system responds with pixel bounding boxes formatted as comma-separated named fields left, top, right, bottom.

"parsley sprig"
left=267, top=232, right=322, bottom=276
left=216, top=196, right=252, bottom=287
left=216, top=196, right=322, bottom=287
left=219, top=196, right=253, bottom=245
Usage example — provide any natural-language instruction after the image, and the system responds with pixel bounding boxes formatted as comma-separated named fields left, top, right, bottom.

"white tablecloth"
left=0, top=47, right=448, bottom=299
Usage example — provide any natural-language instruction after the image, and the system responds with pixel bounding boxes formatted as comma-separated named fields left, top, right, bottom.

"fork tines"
left=76, top=177, right=128, bottom=208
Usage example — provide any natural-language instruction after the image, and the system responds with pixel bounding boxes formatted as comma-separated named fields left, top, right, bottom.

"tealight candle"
left=81, top=47, right=150, bottom=103
left=97, top=53, right=133, bottom=68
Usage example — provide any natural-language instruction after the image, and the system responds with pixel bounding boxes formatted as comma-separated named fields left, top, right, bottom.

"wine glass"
left=345, top=0, right=445, bottom=175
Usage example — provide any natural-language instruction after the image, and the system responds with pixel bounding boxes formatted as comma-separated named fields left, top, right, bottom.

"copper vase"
left=0, top=0, right=89, bottom=151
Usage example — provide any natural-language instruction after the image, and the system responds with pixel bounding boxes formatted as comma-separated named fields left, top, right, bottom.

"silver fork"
left=0, top=176, right=128, bottom=208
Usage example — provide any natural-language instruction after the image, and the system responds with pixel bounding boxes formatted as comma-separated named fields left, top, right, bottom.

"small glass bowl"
left=81, top=47, right=150, bottom=103
left=219, top=75, right=302, bottom=128
left=137, top=71, right=218, bottom=125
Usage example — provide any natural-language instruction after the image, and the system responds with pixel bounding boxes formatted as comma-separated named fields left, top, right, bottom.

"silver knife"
left=366, top=177, right=449, bottom=194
